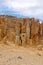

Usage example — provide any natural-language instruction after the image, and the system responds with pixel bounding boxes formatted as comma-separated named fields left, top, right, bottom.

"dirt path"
left=0, top=44, right=43, bottom=65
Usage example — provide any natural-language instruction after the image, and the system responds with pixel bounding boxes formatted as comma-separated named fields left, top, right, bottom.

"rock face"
left=25, top=18, right=30, bottom=45
left=0, top=15, right=43, bottom=46
left=39, top=22, right=43, bottom=44
left=31, top=19, right=39, bottom=45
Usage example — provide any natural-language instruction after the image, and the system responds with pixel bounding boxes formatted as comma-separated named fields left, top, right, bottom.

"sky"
left=0, top=0, right=43, bottom=22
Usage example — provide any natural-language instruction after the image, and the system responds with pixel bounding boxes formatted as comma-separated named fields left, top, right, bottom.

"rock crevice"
left=0, top=15, right=43, bottom=46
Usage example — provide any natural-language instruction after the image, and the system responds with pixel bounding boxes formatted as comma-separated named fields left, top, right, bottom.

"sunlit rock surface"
left=0, top=15, right=43, bottom=46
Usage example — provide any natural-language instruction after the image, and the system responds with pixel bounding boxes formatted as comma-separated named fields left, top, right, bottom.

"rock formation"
left=0, top=15, right=43, bottom=46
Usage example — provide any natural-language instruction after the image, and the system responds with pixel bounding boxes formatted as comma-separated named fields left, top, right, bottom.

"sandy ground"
left=0, top=43, right=43, bottom=65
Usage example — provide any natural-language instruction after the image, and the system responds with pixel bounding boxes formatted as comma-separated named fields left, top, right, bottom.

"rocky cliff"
left=0, top=15, right=43, bottom=46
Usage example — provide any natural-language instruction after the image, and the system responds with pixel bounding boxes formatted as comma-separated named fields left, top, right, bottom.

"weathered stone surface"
left=15, top=19, right=21, bottom=45
left=25, top=18, right=30, bottom=44
left=0, top=15, right=43, bottom=46
left=39, top=22, right=43, bottom=44
left=7, top=29, right=15, bottom=42
left=31, top=19, right=39, bottom=45
left=21, top=33, right=27, bottom=46
left=0, top=29, right=2, bottom=40
left=15, top=35, right=21, bottom=46
left=40, top=22, right=43, bottom=39
left=21, top=18, right=26, bottom=33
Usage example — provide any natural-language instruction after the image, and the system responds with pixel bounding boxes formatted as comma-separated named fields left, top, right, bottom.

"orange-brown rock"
left=21, top=33, right=27, bottom=46
left=31, top=19, right=39, bottom=45
left=21, top=18, right=26, bottom=33
left=25, top=18, right=30, bottom=44
left=0, top=15, right=43, bottom=46
left=40, top=22, right=43, bottom=39
left=7, top=29, right=15, bottom=42
left=39, top=22, right=43, bottom=44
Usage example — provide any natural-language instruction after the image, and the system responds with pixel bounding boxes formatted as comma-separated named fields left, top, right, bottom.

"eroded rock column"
left=39, top=22, right=43, bottom=44
left=26, top=18, right=30, bottom=45
left=20, top=19, right=27, bottom=46
left=31, top=20, right=39, bottom=45
left=15, top=19, right=21, bottom=46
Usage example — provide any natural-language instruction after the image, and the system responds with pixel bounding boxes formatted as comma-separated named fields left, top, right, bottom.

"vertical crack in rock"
left=20, top=23, right=22, bottom=45
left=0, top=15, right=43, bottom=46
